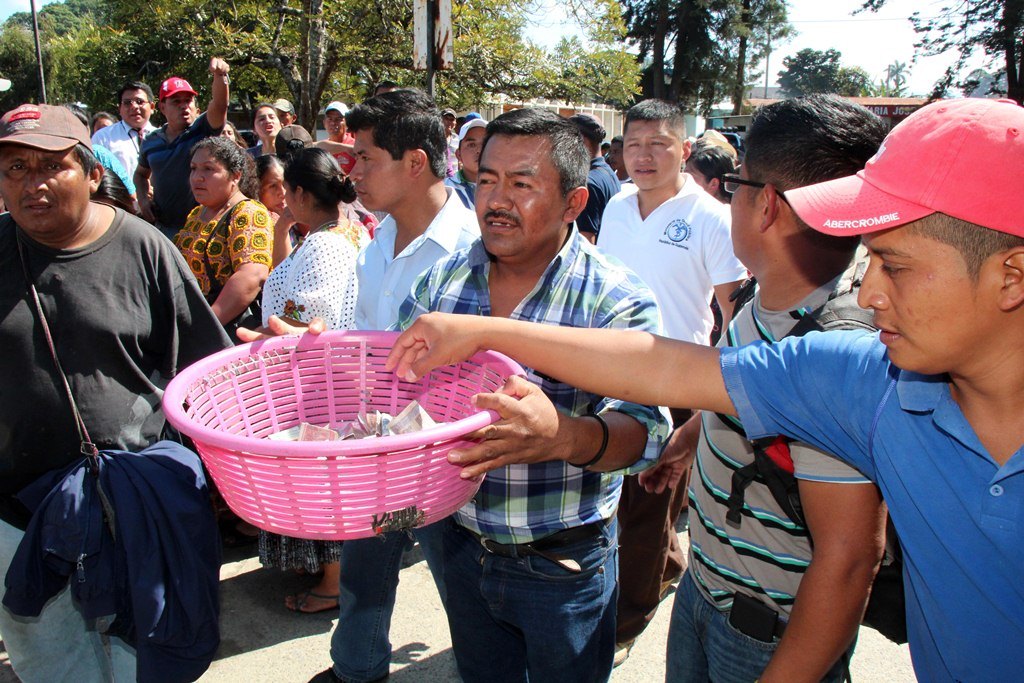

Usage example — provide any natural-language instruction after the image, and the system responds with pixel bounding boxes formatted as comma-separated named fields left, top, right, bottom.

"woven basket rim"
left=162, top=330, right=522, bottom=457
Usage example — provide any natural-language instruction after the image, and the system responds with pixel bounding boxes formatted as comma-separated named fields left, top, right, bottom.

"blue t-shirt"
left=576, top=156, right=620, bottom=238
left=721, top=330, right=1024, bottom=683
left=138, top=113, right=220, bottom=234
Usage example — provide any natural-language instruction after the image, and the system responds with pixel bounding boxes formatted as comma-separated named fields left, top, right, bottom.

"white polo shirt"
left=597, top=179, right=747, bottom=344
left=91, top=120, right=157, bottom=180
left=355, top=187, right=480, bottom=330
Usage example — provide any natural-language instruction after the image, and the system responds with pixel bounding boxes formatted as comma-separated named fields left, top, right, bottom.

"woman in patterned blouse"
left=261, top=147, right=367, bottom=330
left=258, top=147, right=367, bottom=613
left=175, top=136, right=273, bottom=331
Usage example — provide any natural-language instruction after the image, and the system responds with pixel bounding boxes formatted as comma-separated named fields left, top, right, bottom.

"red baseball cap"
left=0, top=103, right=92, bottom=152
left=787, top=98, right=1024, bottom=238
left=159, top=76, right=198, bottom=101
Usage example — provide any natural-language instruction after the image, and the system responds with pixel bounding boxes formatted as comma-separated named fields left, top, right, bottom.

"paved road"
left=0, top=532, right=915, bottom=682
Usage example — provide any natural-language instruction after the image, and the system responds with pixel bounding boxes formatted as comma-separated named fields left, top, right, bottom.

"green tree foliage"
left=0, top=0, right=641, bottom=127
left=777, top=47, right=873, bottom=97
left=860, top=0, right=1023, bottom=104
left=621, top=0, right=792, bottom=114
left=0, top=25, right=39, bottom=111
left=535, top=0, right=642, bottom=107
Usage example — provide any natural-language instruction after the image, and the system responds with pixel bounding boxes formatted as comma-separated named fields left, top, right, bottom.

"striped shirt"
left=689, top=277, right=872, bottom=616
left=396, top=229, right=671, bottom=544
left=444, top=171, right=475, bottom=209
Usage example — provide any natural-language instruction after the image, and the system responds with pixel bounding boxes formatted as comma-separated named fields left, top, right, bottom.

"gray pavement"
left=0, top=531, right=915, bottom=682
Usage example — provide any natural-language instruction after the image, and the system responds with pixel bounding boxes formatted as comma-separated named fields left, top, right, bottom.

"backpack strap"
left=788, top=256, right=874, bottom=338
left=726, top=436, right=805, bottom=529
left=726, top=254, right=874, bottom=530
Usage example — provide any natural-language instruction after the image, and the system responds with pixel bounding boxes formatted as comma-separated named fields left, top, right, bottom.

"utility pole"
left=763, top=20, right=771, bottom=99
left=30, top=0, right=47, bottom=103
left=425, top=0, right=436, bottom=97
left=414, top=0, right=451, bottom=99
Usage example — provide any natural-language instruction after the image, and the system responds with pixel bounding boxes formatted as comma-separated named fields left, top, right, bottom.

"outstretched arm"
left=206, top=57, right=230, bottom=130
left=386, top=312, right=736, bottom=416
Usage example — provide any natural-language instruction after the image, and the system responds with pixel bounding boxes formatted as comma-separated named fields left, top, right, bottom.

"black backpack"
left=722, top=260, right=908, bottom=644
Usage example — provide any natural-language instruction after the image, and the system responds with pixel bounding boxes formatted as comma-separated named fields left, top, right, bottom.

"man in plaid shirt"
left=395, top=108, right=670, bottom=682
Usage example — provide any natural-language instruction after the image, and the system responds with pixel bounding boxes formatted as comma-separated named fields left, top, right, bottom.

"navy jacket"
left=3, top=441, right=221, bottom=683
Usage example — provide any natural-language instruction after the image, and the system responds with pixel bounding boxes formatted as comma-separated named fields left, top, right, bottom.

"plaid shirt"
left=396, top=229, right=671, bottom=544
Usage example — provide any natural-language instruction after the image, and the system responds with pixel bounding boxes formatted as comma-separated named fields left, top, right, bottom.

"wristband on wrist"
left=574, top=411, right=609, bottom=469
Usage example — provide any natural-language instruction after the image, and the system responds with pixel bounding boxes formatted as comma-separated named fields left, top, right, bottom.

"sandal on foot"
left=286, top=590, right=339, bottom=614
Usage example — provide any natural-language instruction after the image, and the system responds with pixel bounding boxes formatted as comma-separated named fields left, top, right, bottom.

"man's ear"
left=87, top=163, right=103, bottom=193
left=759, top=185, right=786, bottom=234
left=680, top=138, right=692, bottom=164
left=562, top=186, right=589, bottom=225
left=405, top=148, right=431, bottom=179
left=995, top=247, right=1024, bottom=312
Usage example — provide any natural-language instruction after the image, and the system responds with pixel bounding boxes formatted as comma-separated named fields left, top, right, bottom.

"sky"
left=2, top=0, right=990, bottom=97
left=527, top=0, right=989, bottom=97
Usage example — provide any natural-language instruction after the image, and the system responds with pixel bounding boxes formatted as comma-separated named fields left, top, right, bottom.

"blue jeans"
left=329, top=519, right=447, bottom=682
left=0, top=519, right=136, bottom=682
left=443, top=518, right=618, bottom=683
left=666, top=569, right=852, bottom=683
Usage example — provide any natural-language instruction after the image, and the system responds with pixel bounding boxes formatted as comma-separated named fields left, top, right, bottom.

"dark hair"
left=624, top=99, right=687, bottom=138
left=743, top=95, right=888, bottom=253
left=481, top=108, right=588, bottom=196
left=909, top=214, right=1024, bottom=280
left=190, top=136, right=259, bottom=199
left=373, top=80, right=399, bottom=97
left=346, top=89, right=447, bottom=178
left=611, top=135, right=623, bottom=145
left=91, top=111, right=117, bottom=128
left=72, top=143, right=99, bottom=175
left=92, top=167, right=136, bottom=214
left=116, top=81, right=154, bottom=105
left=687, top=140, right=736, bottom=202
left=568, top=113, right=606, bottom=146
left=283, top=148, right=357, bottom=208
left=256, top=154, right=285, bottom=183
left=744, top=95, right=887, bottom=192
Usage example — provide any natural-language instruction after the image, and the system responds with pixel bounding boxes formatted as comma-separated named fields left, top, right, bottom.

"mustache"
left=483, top=210, right=520, bottom=226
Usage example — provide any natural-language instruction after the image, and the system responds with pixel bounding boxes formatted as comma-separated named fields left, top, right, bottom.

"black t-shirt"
left=0, top=209, right=232, bottom=527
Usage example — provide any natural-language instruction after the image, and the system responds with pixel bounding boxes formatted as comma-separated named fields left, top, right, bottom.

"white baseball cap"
left=325, top=101, right=349, bottom=115
left=458, top=118, right=488, bottom=142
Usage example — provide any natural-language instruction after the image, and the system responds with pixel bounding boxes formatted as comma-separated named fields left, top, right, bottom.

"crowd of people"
left=0, top=53, right=1021, bottom=683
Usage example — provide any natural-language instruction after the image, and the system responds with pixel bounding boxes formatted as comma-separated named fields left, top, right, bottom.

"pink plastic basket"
left=163, top=330, right=522, bottom=540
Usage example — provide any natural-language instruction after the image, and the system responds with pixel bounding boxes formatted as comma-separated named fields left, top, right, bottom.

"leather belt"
left=461, top=520, right=608, bottom=574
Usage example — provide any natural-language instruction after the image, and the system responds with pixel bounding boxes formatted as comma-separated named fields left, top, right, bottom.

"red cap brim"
left=786, top=172, right=935, bottom=237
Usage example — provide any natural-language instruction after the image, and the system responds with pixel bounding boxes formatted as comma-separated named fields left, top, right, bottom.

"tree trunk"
left=731, top=0, right=751, bottom=114
left=650, top=0, right=669, bottom=98
left=1003, top=0, right=1023, bottom=104
left=668, top=0, right=694, bottom=101
left=295, top=0, right=326, bottom=132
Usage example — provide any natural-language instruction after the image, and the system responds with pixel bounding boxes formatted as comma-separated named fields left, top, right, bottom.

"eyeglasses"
left=721, top=173, right=765, bottom=194
left=721, top=173, right=790, bottom=204
left=120, top=97, right=150, bottom=107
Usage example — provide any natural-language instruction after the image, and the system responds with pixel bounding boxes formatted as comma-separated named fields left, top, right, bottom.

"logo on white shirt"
left=665, top=219, right=691, bottom=243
